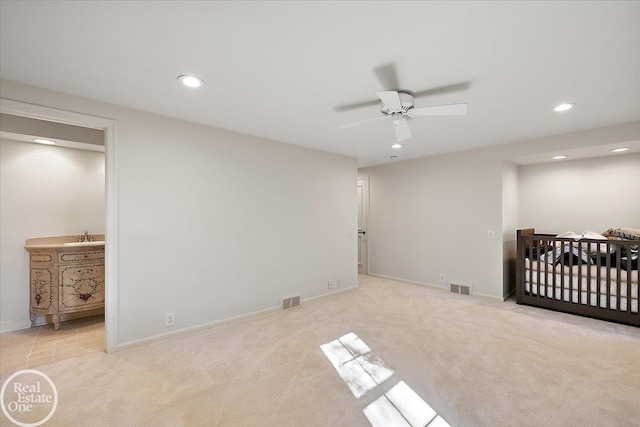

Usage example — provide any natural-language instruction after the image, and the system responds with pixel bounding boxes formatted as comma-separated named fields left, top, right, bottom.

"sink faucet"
left=79, top=230, right=93, bottom=242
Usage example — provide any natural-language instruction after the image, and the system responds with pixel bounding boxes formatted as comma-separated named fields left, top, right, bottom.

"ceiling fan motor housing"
left=381, top=92, right=414, bottom=115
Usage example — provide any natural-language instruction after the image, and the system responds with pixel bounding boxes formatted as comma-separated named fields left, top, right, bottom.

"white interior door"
left=357, top=178, right=369, bottom=275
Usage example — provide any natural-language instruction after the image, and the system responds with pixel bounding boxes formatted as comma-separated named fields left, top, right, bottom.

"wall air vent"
left=282, top=295, right=301, bottom=310
left=450, top=282, right=472, bottom=296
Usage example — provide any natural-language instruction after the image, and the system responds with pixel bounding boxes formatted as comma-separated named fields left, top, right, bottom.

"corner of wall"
left=502, top=160, right=519, bottom=298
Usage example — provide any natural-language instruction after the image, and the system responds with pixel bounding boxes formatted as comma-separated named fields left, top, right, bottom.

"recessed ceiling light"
left=177, top=75, right=205, bottom=88
left=609, top=147, right=629, bottom=153
left=552, top=155, right=567, bottom=160
left=553, top=103, right=574, bottom=112
left=33, top=138, right=56, bottom=145
left=391, top=143, right=403, bottom=149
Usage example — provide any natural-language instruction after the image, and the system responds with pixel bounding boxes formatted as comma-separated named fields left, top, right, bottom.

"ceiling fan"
left=336, top=63, right=469, bottom=142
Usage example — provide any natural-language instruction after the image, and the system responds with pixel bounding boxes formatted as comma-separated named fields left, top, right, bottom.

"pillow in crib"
left=602, top=228, right=640, bottom=241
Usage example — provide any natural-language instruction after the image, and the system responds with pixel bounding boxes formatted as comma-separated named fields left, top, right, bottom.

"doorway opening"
left=358, top=177, right=369, bottom=275
left=0, top=99, right=117, bottom=354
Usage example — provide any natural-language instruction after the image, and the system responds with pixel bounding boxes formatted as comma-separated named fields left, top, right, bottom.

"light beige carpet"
left=1, top=275, right=638, bottom=426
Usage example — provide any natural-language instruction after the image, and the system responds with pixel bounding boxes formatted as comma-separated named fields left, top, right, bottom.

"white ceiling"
left=1, top=1, right=639, bottom=167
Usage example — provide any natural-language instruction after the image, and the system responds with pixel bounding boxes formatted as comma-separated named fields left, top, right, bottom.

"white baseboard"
left=368, top=273, right=447, bottom=291
left=117, top=305, right=282, bottom=351
left=117, top=286, right=359, bottom=351
left=1, top=319, right=32, bottom=333
left=305, top=285, right=358, bottom=304
left=368, top=273, right=507, bottom=302
left=473, top=291, right=507, bottom=302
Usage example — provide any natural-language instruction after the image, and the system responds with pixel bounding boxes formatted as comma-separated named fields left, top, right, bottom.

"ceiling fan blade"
left=333, top=99, right=382, bottom=113
left=373, top=63, right=400, bottom=91
left=410, top=82, right=471, bottom=99
left=408, top=103, right=468, bottom=117
left=338, top=115, right=390, bottom=129
left=376, top=91, right=402, bottom=111
left=394, top=118, right=412, bottom=142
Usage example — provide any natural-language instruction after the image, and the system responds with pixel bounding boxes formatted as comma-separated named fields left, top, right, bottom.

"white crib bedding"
left=524, top=257, right=638, bottom=313
left=525, top=258, right=638, bottom=288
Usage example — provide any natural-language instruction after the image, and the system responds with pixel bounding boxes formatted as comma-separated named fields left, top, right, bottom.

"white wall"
left=360, top=148, right=505, bottom=299
left=360, top=121, right=640, bottom=300
left=518, top=153, right=640, bottom=233
left=0, top=79, right=358, bottom=345
left=0, top=139, right=105, bottom=331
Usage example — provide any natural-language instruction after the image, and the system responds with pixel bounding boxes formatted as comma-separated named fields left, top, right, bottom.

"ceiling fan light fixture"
left=33, top=138, right=56, bottom=145
left=609, top=147, right=629, bottom=153
left=391, top=143, right=403, bottom=149
left=552, top=155, right=568, bottom=160
left=337, top=70, right=469, bottom=144
left=553, top=103, right=574, bottom=112
left=178, top=75, right=205, bottom=88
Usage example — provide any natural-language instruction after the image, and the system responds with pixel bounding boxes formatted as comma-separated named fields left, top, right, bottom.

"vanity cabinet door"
left=30, top=251, right=56, bottom=313
left=59, top=263, right=105, bottom=311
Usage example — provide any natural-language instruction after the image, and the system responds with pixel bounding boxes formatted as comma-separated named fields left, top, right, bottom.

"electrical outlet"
left=328, top=281, right=334, bottom=289
left=166, top=312, right=175, bottom=327
left=439, top=274, right=446, bottom=283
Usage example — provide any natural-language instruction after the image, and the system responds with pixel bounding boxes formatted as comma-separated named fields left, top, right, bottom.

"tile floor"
left=0, top=315, right=104, bottom=375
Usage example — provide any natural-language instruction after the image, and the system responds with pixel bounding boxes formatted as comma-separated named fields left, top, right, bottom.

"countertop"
left=24, top=234, right=105, bottom=250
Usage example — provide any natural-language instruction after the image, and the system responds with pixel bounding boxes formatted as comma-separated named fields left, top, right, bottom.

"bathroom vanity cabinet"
left=25, top=235, right=105, bottom=330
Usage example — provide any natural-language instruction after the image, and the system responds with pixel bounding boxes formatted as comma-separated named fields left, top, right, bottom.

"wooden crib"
left=516, top=228, right=639, bottom=326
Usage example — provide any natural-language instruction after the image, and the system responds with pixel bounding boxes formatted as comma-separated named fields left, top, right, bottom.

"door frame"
left=357, top=176, right=370, bottom=275
left=1, top=98, right=118, bottom=353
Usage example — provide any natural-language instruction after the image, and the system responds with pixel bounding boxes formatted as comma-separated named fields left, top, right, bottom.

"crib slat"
left=596, top=241, right=602, bottom=310
left=569, top=241, right=574, bottom=304
left=551, top=238, right=557, bottom=300
left=536, top=239, right=542, bottom=300
left=545, top=238, right=552, bottom=300
left=626, top=242, right=632, bottom=313
left=542, top=239, right=548, bottom=300
left=526, top=239, right=532, bottom=297
left=616, top=244, right=622, bottom=312
left=578, top=240, right=584, bottom=305
left=606, top=243, right=611, bottom=310
left=560, top=241, right=565, bottom=303
left=586, top=241, right=591, bottom=307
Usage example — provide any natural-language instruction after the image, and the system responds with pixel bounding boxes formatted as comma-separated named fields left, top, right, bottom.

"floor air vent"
left=282, top=295, right=301, bottom=310
left=450, top=283, right=472, bottom=296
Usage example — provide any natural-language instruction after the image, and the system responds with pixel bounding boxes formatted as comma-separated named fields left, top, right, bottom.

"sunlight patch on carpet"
left=321, top=333, right=450, bottom=426
left=364, top=381, right=450, bottom=427
left=320, top=332, right=394, bottom=398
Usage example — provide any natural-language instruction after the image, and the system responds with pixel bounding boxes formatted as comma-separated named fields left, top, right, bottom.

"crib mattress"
left=525, top=258, right=638, bottom=284
left=524, top=257, right=638, bottom=313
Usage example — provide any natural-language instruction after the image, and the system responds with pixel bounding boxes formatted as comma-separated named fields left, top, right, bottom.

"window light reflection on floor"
left=363, top=394, right=412, bottom=427
left=320, top=332, right=394, bottom=398
left=364, top=381, right=451, bottom=427
left=321, top=333, right=451, bottom=426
